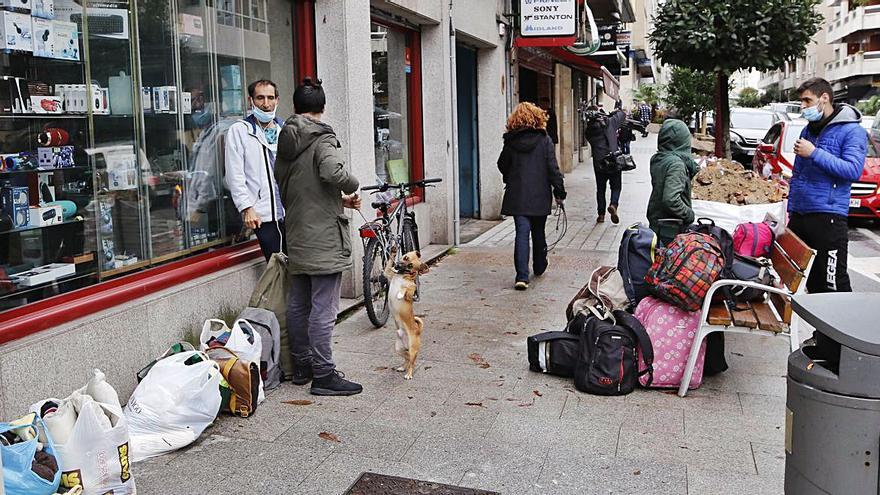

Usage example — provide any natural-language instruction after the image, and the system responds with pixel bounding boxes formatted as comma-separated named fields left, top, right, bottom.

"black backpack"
left=527, top=331, right=580, bottom=377
left=573, top=311, right=654, bottom=396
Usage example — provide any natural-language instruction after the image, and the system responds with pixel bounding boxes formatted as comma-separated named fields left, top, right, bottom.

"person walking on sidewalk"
left=789, top=77, right=866, bottom=293
left=497, top=102, right=566, bottom=291
left=646, top=119, right=699, bottom=245
left=275, top=77, right=363, bottom=396
left=638, top=101, right=651, bottom=128
left=584, top=107, right=626, bottom=223
left=225, top=79, right=286, bottom=261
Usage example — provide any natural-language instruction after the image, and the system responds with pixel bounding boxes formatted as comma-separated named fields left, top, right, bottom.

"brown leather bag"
left=206, top=347, right=260, bottom=418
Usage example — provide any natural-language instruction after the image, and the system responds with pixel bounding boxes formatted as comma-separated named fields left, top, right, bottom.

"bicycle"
left=358, top=177, right=442, bottom=327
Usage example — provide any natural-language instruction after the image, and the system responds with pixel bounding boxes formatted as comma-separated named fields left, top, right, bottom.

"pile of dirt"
left=693, top=159, right=788, bottom=204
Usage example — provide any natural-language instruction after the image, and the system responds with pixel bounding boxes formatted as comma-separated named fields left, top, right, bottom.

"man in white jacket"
left=225, top=79, right=286, bottom=260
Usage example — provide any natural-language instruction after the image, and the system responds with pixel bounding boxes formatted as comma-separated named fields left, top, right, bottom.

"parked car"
left=754, top=121, right=880, bottom=220
left=766, top=102, right=802, bottom=120
left=730, top=108, right=785, bottom=166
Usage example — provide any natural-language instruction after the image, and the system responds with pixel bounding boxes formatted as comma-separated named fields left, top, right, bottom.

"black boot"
left=291, top=364, right=313, bottom=385
left=310, top=370, right=363, bottom=396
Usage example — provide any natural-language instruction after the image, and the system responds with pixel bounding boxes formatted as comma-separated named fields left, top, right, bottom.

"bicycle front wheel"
left=401, top=216, right=420, bottom=254
left=363, top=237, right=390, bottom=327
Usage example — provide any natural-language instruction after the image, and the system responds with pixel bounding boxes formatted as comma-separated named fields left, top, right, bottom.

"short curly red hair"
left=506, top=102, right=548, bottom=132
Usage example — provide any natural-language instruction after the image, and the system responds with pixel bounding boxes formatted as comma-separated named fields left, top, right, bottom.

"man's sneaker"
left=310, top=370, right=363, bottom=396
left=607, top=205, right=620, bottom=224
left=291, top=364, right=313, bottom=385
left=514, top=281, right=529, bottom=291
left=597, top=215, right=605, bottom=223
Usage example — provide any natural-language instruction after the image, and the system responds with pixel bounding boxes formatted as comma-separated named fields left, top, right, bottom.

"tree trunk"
left=713, top=71, right=731, bottom=159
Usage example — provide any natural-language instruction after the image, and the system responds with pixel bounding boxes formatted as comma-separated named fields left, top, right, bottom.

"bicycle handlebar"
left=360, top=177, right=443, bottom=192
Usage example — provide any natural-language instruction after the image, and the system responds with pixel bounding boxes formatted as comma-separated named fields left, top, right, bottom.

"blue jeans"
left=513, top=215, right=548, bottom=282
left=594, top=168, right=622, bottom=215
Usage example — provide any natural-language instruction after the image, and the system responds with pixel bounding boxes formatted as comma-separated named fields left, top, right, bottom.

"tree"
left=651, top=0, right=822, bottom=158
left=857, top=95, right=880, bottom=117
left=665, top=67, right=714, bottom=128
left=632, top=83, right=666, bottom=107
left=738, top=87, right=762, bottom=108
left=759, top=83, right=782, bottom=105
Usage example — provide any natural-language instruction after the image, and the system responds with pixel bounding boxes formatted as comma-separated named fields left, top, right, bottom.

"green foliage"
left=857, top=95, right=880, bottom=117
left=633, top=84, right=666, bottom=106
left=738, top=87, right=762, bottom=108
left=650, top=0, right=822, bottom=74
left=665, top=67, right=714, bottom=123
left=759, top=83, right=782, bottom=105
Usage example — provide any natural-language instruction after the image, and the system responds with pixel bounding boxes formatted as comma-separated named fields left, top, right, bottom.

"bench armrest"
left=700, top=279, right=793, bottom=321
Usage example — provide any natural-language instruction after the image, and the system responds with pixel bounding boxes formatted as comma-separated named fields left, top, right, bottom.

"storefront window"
left=370, top=22, right=422, bottom=187
left=0, top=0, right=297, bottom=312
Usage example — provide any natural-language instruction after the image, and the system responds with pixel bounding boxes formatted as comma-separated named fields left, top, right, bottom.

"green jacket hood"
left=658, top=119, right=692, bottom=154
left=282, top=114, right=338, bottom=157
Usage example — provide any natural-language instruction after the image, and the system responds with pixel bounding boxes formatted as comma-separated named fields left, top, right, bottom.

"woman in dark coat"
left=497, top=102, right=567, bottom=290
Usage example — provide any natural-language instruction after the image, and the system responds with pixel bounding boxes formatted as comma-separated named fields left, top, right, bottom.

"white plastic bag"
left=199, top=318, right=265, bottom=403
left=31, top=370, right=136, bottom=495
left=692, top=199, right=788, bottom=235
left=124, top=351, right=222, bottom=462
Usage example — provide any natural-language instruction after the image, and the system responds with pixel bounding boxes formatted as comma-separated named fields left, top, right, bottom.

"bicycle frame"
left=359, top=185, right=413, bottom=263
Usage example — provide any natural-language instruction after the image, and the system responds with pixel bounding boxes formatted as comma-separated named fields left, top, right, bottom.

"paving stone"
left=136, top=435, right=326, bottom=494
left=299, top=453, right=463, bottom=495
left=684, top=407, right=786, bottom=445
left=687, top=467, right=783, bottom=495
left=484, top=412, right=621, bottom=457
left=278, top=415, right=421, bottom=462
left=562, top=395, right=685, bottom=435
left=617, top=426, right=757, bottom=476
left=209, top=396, right=305, bottom=442
left=739, top=392, right=787, bottom=420
left=701, top=370, right=788, bottom=397
left=752, top=442, right=786, bottom=479
left=535, top=452, right=688, bottom=495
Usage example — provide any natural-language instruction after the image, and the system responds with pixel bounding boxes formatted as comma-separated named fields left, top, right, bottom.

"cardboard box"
left=37, top=145, right=74, bottom=168
left=28, top=205, right=62, bottom=226
left=181, top=91, right=191, bottom=114
left=1, top=185, right=29, bottom=228
left=32, top=0, right=53, bottom=19
left=12, top=263, right=75, bottom=286
left=30, top=95, right=63, bottom=113
left=0, top=0, right=31, bottom=13
left=1, top=76, right=31, bottom=113
left=141, top=86, right=152, bottom=113
left=31, top=16, right=53, bottom=56
left=0, top=12, right=32, bottom=52
left=51, top=20, right=78, bottom=60
left=89, top=84, right=108, bottom=114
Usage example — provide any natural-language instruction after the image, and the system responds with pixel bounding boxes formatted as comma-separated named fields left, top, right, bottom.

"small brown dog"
left=385, top=247, right=428, bottom=379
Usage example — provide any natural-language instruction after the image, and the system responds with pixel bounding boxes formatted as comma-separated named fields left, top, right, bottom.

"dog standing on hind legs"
left=385, top=247, right=428, bottom=379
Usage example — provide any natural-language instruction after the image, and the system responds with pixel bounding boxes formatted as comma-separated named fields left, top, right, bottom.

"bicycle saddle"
left=371, top=201, right=390, bottom=210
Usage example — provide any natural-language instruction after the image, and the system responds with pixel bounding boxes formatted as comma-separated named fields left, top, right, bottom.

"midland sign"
left=520, top=0, right=576, bottom=38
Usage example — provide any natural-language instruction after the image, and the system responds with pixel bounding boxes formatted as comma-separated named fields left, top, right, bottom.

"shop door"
left=456, top=45, right=479, bottom=218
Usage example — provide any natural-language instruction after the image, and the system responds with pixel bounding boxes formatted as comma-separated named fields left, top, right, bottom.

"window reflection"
left=371, top=23, right=411, bottom=185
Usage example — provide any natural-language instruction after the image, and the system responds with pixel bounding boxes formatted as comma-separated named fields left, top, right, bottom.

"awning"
left=545, top=47, right=620, bottom=99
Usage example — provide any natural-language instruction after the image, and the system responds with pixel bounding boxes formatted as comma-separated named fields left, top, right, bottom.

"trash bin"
left=785, top=293, right=880, bottom=494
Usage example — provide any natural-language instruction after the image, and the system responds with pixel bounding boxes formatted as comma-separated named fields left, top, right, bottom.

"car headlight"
left=730, top=132, right=744, bottom=145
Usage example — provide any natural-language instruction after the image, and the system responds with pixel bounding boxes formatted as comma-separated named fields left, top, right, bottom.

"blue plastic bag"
left=1, top=414, right=61, bottom=495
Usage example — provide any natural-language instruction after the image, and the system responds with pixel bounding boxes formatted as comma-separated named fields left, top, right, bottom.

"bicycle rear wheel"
left=363, top=237, right=390, bottom=327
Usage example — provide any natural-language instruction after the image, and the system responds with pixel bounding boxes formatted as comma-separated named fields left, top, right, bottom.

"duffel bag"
left=527, top=331, right=580, bottom=377
left=728, top=254, right=776, bottom=303
left=566, top=266, right=629, bottom=321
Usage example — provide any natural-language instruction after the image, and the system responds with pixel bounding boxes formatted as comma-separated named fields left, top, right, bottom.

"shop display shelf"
left=98, top=259, right=150, bottom=279
left=0, top=114, right=88, bottom=119
left=0, top=218, right=83, bottom=236
left=0, top=166, right=91, bottom=176
left=0, top=272, right=97, bottom=305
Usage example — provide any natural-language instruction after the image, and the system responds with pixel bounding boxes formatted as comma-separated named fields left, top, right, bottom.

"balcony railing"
left=827, top=4, right=880, bottom=44
left=825, top=50, right=880, bottom=82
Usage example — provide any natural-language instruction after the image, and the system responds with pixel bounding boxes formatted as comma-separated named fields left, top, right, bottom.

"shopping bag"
left=136, top=342, right=195, bottom=383
left=124, top=350, right=222, bottom=462
left=199, top=319, right=265, bottom=403
left=30, top=370, right=135, bottom=495
left=248, top=252, right=293, bottom=379
left=1, top=414, right=61, bottom=495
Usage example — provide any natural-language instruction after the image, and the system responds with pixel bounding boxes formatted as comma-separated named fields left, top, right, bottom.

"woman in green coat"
left=646, top=119, right=699, bottom=245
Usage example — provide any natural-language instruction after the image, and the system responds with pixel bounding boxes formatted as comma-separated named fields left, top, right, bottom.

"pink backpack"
left=635, top=296, right=705, bottom=389
left=733, top=222, right=775, bottom=258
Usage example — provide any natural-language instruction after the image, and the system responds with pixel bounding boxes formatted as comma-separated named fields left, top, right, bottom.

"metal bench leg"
left=678, top=324, right=711, bottom=397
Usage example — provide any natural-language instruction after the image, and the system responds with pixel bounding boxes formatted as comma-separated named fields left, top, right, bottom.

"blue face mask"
left=251, top=105, right=276, bottom=124
left=802, top=101, right=825, bottom=122
left=191, top=103, right=214, bottom=127
left=264, top=126, right=278, bottom=144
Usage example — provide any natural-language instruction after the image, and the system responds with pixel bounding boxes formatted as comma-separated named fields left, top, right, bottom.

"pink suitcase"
left=636, top=296, right=706, bottom=389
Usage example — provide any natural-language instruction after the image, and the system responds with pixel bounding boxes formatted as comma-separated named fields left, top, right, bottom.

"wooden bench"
left=678, top=228, right=816, bottom=397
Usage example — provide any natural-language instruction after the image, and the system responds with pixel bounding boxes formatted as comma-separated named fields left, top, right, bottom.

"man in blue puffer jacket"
left=790, top=78, right=867, bottom=293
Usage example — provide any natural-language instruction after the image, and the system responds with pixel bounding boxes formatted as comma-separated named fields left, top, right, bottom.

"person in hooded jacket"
left=790, top=77, right=866, bottom=294
left=498, top=102, right=566, bottom=290
left=646, top=119, right=699, bottom=245
left=275, top=78, right=364, bottom=396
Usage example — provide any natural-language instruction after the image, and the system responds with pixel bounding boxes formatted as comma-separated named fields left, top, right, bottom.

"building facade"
left=0, top=0, right=629, bottom=416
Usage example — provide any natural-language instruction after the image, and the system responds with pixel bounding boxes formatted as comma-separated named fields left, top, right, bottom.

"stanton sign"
left=520, top=0, right=576, bottom=38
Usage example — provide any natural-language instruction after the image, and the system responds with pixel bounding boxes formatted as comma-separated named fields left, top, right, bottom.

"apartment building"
left=824, top=0, right=880, bottom=103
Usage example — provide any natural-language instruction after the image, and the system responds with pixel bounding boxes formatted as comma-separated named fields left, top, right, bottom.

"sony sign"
left=520, top=0, right=576, bottom=37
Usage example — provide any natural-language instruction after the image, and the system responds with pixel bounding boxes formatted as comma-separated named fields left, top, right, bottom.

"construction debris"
left=693, top=158, right=788, bottom=205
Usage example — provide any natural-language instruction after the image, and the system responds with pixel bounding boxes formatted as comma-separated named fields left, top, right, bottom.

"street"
left=131, top=133, right=837, bottom=495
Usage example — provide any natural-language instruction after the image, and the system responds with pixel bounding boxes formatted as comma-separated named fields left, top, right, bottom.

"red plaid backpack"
left=644, top=232, right=725, bottom=312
